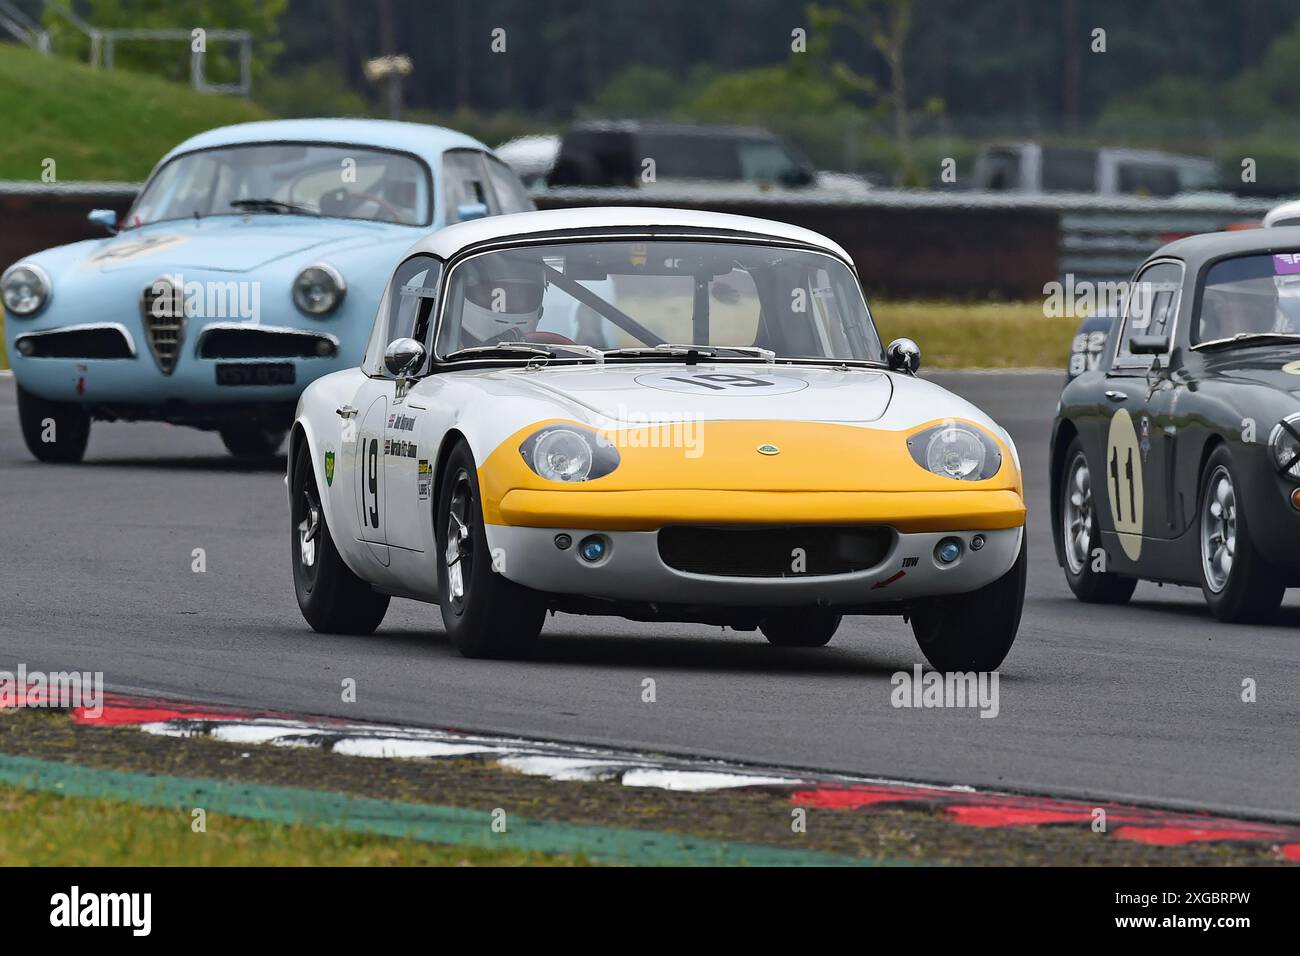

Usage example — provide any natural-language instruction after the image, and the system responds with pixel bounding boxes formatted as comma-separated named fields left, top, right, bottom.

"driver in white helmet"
left=456, top=257, right=549, bottom=347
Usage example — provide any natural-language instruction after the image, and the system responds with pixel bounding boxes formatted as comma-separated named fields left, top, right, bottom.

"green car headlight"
left=906, top=421, right=1002, bottom=481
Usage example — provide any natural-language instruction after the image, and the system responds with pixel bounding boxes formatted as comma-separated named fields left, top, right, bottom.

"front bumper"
left=486, top=523, right=1024, bottom=606
left=8, top=325, right=351, bottom=417
left=496, top=487, right=1025, bottom=534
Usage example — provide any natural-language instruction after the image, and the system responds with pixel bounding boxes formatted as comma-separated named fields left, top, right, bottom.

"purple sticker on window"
left=1273, top=253, right=1300, bottom=275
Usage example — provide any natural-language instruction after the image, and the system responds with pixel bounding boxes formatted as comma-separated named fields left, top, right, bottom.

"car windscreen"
left=128, top=143, right=432, bottom=227
left=635, top=133, right=741, bottom=180
left=435, top=239, right=884, bottom=363
left=1197, top=252, right=1300, bottom=344
left=1040, top=147, right=1098, bottom=192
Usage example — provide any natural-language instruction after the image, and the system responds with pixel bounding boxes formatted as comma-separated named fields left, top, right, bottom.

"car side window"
left=1115, top=261, right=1181, bottom=365
left=442, top=150, right=496, bottom=222
left=366, top=254, right=442, bottom=377
left=485, top=157, right=535, bottom=214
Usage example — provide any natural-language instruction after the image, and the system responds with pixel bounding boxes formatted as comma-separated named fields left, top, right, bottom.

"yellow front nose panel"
left=479, top=418, right=1025, bottom=532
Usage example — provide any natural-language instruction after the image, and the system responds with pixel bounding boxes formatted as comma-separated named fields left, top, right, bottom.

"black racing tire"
left=910, top=532, right=1027, bottom=672
left=760, top=609, right=841, bottom=647
left=435, top=439, right=545, bottom=659
left=1058, top=437, right=1137, bottom=604
left=16, top=384, right=90, bottom=463
left=1196, top=445, right=1287, bottom=624
left=220, top=425, right=287, bottom=459
left=290, top=439, right=389, bottom=634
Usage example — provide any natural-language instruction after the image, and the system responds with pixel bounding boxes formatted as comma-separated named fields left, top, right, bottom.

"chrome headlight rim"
left=519, top=424, right=620, bottom=483
left=292, top=261, right=346, bottom=317
left=1268, top=414, right=1300, bottom=482
left=906, top=420, right=1003, bottom=482
left=1, top=261, right=52, bottom=317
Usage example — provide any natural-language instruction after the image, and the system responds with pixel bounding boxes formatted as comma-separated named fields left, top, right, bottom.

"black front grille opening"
left=658, top=525, right=893, bottom=577
left=199, top=328, right=338, bottom=360
left=17, top=328, right=133, bottom=359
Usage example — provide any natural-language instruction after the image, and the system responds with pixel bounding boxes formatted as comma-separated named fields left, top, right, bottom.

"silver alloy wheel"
left=1200, top=464, right=1236, bottom=594
left=298, top=487, right=321, bottom=570
left=1063, top=451, right=1093, bottom=575
left=444, top=471, right=473, bottom=610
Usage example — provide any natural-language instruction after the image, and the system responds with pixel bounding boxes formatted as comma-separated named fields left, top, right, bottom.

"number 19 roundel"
left=1105, top=408, right=1144, bottom=561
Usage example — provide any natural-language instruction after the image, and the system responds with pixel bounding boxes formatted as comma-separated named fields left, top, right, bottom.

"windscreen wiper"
left=443, top=343, right=608, bottom=363
left=230, top=198, right=319, bottom=216
left=1197, top=332, right=1300, bottom=350
left=441, top=343, right=557, bottom=362
left=603, top=343, right=775, bottom=363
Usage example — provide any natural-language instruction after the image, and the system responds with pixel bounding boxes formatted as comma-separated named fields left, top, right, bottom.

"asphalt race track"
left=1, top=370, right=1297, bottom=821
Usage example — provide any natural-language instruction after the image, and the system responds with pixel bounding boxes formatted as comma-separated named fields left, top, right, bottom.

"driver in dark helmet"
left=457, top=256, right=547, bottom=347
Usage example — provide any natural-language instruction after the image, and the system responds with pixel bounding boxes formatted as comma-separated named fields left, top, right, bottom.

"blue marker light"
left=579, top=535, right=607, bottom=562
left=935, top=538, right=962, bottom=564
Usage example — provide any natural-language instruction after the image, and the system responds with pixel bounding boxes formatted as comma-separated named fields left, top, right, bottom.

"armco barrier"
left=0, top=181, right=1279, bottom=300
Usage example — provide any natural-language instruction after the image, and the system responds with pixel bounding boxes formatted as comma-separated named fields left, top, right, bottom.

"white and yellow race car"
left=287, top=207, right=1027, bottom=670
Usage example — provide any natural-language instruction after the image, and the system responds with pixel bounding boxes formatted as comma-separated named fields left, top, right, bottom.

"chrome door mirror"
left=886, top=337, right=921, bottom=375
left=384, top=337, right=426, bottom=378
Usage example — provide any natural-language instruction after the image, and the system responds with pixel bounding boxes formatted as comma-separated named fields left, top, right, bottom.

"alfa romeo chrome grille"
left=141, top=277, right=185, bottom=374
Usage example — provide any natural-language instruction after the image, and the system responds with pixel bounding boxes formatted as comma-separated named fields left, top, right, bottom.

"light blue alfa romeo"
left=1, top=118, right=532, bottom=461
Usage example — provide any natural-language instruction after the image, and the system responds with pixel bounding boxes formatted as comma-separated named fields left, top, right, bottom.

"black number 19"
left=366, top=438, right=379, bottom=529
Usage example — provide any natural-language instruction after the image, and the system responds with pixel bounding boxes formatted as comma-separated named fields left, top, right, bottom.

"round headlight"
left=519, top=424, right=621, bottom=482
left=925, top=425, right=987, bottom=480
left=533, top=429, right=593, bottom=482
left=1269, top=416, right=1300, bottom=481
left=292, top=263, right=345, bottom=316
left=1, top=263, right=51, bottom=316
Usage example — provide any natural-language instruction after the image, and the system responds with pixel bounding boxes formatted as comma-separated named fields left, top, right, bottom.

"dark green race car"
left=1051, top=229, right=1300, bottom=623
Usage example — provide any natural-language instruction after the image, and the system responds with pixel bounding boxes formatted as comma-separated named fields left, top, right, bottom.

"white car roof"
left=1264, top=198, right=1300, bottom=227
left=405, top=206, right=854, bottom=263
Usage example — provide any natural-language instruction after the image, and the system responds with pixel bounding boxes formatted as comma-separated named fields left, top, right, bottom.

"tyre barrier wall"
left=0, top=181, right=1277, bottom=300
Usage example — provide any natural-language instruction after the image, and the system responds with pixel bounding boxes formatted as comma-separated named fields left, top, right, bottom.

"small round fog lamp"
left=579, top=535, right=607, bottom=563
left=935, top=538, right=962, bottom=565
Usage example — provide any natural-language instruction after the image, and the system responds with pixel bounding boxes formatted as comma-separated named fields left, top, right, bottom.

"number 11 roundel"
left=1105, top=408, right=1144, bottom=561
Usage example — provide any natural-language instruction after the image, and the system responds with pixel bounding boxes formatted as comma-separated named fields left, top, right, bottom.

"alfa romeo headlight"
left=1, top=263, right=51, bottom=316
left=1269, top=415, right=1300, bottom=481
left=293, top=262, right=345, bottom=316
left=520, top=425, right=620, bottom=482
left=907, top=421, right=1002, bottom=481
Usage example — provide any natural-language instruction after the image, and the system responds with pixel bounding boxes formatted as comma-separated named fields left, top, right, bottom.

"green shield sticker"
left=324, top=450, right=335, bottom=486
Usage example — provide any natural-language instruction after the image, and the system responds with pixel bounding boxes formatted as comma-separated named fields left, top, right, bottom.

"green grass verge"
left=873, top=300, right=1070, bottom=369
left=0, top=750, right=863, bottom=866
left=0, top=782, right=581, bottom=866
left=0, top=44, right=267, bottom=182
